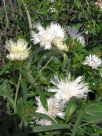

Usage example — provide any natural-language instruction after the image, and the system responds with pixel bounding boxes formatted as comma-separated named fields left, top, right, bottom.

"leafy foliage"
left=0, top=0, right=102, bottom=136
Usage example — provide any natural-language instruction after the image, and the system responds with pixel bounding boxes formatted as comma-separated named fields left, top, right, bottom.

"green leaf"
left=37, top=72, right=49, bottom=85
left=32, top=124, right=69, bottom=132
left=71, top=102, right=85, bottom=136
left=38, top=90, right=48, bottom=111
left=75, top=0, right=81, bottom=9
left=35, top=113, right=57, bottom=124
left=26, top=72, right=35, bottom=85
left=17, top=100, right=35, bottom=122
left=82, top=102, right=102, bottom=123
left=65, top=100, right=77, bottom=123
left=17, top=0, right=23, bottom=6
left=0, top=61, right=12, bottom=75
left=21, top=78, right=27, bottom=101
left=62, top=53, right=68, bottom=71
left=0, top=81, right=14, bottom=109
left=20, top=68, right=35, bottom=85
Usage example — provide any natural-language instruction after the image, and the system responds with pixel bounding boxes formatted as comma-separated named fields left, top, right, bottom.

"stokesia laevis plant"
left=31, top=22, right=68, bottom=51
left=48, top=74, right=90, bottom=104
left=1, top=0, right=102, bottom=135
left=83, top=54, right=102, bottom=69
left=35, top=97, right=65, bottom=125
left=5, top=39, right=30, bottom=61
left=66, top=26, right=86, bottom=46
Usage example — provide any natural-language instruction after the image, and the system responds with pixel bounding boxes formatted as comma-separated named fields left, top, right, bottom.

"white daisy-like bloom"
left=95, top=0, right=102, bottom=10
left=67, top=26, right=86, bottom=46
left=36, top=97, right=65, bottom=119
left=31, top=22, right=66, bottom=50
left=49, top=0, right=55, bottom=3
left=83, top=54, right=102, bottom=69
left=49, top=7, right=56, bottom=13
left=5, top=39, right=30, bottom=61
left=36, top=119, right=52, bottom=126
left=53, top=38, right=68, bottom=51
left=48, top=74, right=90, bottom=104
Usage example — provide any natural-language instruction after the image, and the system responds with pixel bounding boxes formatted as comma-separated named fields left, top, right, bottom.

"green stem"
left=40, top=56, right=53, bottom=72
left=14, top=74, right=21, bottom=113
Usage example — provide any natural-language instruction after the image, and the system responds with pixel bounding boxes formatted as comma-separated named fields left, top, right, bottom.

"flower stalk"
left=14, top=74, right=21, bottom=113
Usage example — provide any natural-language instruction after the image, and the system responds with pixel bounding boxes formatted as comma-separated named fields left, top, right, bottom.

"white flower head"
left=49, top=7, right=56, bottom=13
left=36, top=97, right=65, bottom=119
left=95, top=0, right=102, bottom=10
left=49, top=0, right=55, bottom=3
left=48, top=74, right=90, bottom=104
left=67, top=26, right=86, bottom=46
left=53, top=38, right=68, bottom=51
left=5, top=39, right=30, bottom=61
left=83, top=54, right=102, bottom=69
left=36, top=119, right=52, bottom=126
left=31, top=22, right=65, bottom=50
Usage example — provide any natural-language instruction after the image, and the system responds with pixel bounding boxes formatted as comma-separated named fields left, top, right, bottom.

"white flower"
left=95, top=0, right=102, bottom=10
left=83, top=54, right=102, bottom=69
left=36, top=97, right=65, bottom=119
left=48, top=74, right=90, bottom=104
left=49, top=7, right=56, bottom=13
left=67, top=26, right=86, bottom=46
left=49, top=0, right=55, bottom=3
left=36, top=119, right=52, bottom=126
left=31, top=22, right=66, bottom=50
left=53, top=38, right=68, bottom=51
left=5, top=39, right=30, bottom=61
left=77, top=36, right=86, bottom=46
